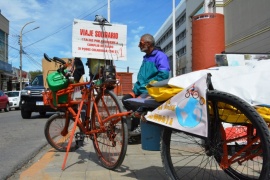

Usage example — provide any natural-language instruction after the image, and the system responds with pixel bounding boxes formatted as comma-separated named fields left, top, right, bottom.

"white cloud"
left=1, top=0, right=177, bottom=83
left=131, top=26, right=144, bottom=34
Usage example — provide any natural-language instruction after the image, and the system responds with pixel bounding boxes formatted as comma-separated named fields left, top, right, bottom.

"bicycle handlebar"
left=44, top=53, right=52, bottom=62
left=43, top=53, right=70, bottom=78
left=53, top=57, right=66, bottom=65
left=44, top=53, right=66, bottom=65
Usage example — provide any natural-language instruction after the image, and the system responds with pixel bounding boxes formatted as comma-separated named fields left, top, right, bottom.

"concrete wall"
left=0, top=13, right=9, bottom=33
left=224, top=0, right=270, bottom=53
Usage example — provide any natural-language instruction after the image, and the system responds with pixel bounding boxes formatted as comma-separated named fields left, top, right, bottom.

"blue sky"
left=0, top=0, right=181, bottom=81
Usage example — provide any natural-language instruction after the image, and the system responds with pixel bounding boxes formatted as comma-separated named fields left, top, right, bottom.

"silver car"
left=6, top=91, right=21, bottom=110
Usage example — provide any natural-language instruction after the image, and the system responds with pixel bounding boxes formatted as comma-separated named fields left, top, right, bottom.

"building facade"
left=0, top=12, right=30, bottom=91
left=0, top=12, right=13, bottom=91
left=154, top=0, right=270, bottom=77
left=223, top=0, right=270, bottom=53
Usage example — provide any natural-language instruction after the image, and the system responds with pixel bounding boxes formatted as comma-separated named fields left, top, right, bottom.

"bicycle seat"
left=125, top=96, right=163, bottom=111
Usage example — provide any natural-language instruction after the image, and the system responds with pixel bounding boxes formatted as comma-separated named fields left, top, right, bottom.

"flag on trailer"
left=145, top=74, right=209, bottom=137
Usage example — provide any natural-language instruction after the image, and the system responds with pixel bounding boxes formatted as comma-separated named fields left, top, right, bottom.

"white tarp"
left=168, top=60, right=270, bottom=107
left=143, top=57, right=269, bottom=138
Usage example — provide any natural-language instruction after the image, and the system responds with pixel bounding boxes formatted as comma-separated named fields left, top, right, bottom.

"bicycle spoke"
left=161, top=90, right=270, bottom=180
left=45, top=113, right=82, bottom=152
left=91, top=89, right=128, bottom=170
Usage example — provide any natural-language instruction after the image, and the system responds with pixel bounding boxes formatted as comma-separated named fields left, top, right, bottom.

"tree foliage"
left=29, top=70, right=43, bottom=81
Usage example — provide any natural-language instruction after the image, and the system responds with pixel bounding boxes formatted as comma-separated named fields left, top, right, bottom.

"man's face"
left=138, top=38, right=149, bottom=53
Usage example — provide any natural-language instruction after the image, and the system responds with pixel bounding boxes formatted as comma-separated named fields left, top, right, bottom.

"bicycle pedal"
left=75, top=132, right=84, bottom=147
left=89, top=135, right=94, bottom=141
left=76, top=140, right=84, bottom=147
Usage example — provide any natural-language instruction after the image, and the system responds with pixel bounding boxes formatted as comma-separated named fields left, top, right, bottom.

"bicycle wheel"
left=91, top=89, right=128, bottom=170
left=192, top=91, right=199, bottom=99
left=44, top=112, right=83, bottom=152
left=161, top=90, right=270, bottom=180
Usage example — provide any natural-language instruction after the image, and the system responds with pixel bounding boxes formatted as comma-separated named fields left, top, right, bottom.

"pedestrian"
left=122, top=33, right=171, bottom=143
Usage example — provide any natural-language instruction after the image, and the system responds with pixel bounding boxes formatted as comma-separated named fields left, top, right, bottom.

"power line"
left=25, top=1, right=113, bottom=48
left=4, top=0, right=116, bottom=72
left=24, top=53, right=42, bottom=68
left=1, top=38, right=42, bottom=68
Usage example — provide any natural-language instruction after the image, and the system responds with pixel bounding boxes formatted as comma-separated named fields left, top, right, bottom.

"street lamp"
left=19, top=21, right=39, bottom=90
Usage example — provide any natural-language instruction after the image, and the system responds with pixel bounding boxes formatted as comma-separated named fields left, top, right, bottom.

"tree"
left=29, top=70, right=43, bottom=81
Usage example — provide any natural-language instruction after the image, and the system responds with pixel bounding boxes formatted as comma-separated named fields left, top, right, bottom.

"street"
left=0, top=109, right=55, bottom=180
left=0, top=109, right=168, bottom=180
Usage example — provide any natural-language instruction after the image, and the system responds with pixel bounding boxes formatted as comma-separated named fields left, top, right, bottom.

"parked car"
left=20, top=74, right=55, bottom=119
left=6, top=91, right=21, bottom=110
left=0, top=90, right=11, bottom=112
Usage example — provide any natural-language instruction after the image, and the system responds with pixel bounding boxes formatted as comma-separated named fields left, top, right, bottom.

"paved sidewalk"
left=19, top=140, right=167, bottom=180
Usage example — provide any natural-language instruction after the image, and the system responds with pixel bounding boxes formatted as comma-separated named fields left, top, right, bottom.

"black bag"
left=72, top=57, right=85, bottom=82
left=102, top=65, right=116, bottom=84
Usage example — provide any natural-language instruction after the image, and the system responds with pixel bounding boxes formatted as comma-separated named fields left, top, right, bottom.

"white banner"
left=72, top=19, right=127, bottom=60
left=145, top=74, right=209, bottom=137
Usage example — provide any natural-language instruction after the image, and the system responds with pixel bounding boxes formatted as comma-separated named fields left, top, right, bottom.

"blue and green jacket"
left=133, top=49, right=171, bottom=96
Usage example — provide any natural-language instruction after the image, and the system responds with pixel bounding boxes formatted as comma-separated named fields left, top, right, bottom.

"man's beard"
left=140, top=47, right=148, bottom=52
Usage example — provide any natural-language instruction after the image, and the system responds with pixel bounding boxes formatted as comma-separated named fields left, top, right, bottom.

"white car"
left=6, top=91, right=21, bottom=110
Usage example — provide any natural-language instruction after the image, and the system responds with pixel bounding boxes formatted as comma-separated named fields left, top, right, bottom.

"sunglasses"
left=139, top=41, right=148, bottom=46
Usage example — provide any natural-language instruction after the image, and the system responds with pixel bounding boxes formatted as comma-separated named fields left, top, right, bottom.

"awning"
left=0, top=72, right=16, bottom=77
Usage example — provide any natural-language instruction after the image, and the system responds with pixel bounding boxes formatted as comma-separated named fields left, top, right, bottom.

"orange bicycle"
left=43, top=54, right=130, bottom=170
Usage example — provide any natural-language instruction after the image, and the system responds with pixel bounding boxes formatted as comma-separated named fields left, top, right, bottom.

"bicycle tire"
left=192, top=91, right=199, bottom=99
left=91, top=89, right=128, bottom=170
left=44, top=113, right=83, bottom=152
left=161, top=90, right=270, bottom=180
left=185, top=91, right=190, bottom=98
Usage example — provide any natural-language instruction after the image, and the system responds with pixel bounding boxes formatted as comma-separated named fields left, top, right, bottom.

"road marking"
left=20, top=149, right=55, bottom=179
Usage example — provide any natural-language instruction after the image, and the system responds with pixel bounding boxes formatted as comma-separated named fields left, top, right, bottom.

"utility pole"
left=172, top=0, right=176, bottom=77
left=19, top=21, right=39, bottom=90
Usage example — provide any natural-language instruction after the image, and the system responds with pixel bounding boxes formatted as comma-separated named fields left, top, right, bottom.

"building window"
left=176, top=12, right=186, bottom=28
left=176, top=29, right=186, bottom=43
left=194, top=6, right=204, bottom=16
left=0, top=30, right=5, bottom=62
left=176, top=46, right=186, bottom=57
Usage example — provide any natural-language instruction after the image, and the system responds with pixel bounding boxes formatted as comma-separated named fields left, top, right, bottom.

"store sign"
left=72, top=19, right=127, bottom=60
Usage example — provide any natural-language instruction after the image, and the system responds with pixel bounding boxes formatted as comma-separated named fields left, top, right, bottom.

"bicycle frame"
left=44, top=80, right=131, bottom=170
left=45, top=81, right=131, bottom=131
left=205, top=98, right=264, bottom=171
left=219, top=123, right=262, bottom=169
